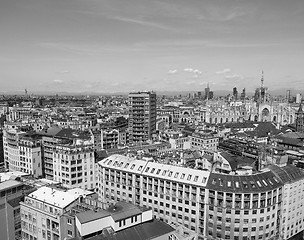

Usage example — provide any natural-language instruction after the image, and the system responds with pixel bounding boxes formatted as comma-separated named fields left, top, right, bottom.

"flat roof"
left=28, top=186, right=93, bottom=209
left=0, top=180, right=23, bottom=191
left=0, top=171, right=29, bottom=182
left=105, top=201, right=143, bottom=222
left=76, top=210, right=111, bottom=224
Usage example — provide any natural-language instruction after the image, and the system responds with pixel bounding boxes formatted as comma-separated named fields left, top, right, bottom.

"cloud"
left=53, top=79, right=64, bottom=83
left=193, top=69, right=202, bottom=74
left=216, top=68, right=231, bottom=74
left=168, top=69, right=177, bottom=74
left=108, top=16, right=177, bottom=32
left=185, top=80, right=196, bottom=85
left=57, top=70, right=70, bottom=74
left=225, top=74, right=244, bottom=81
left=184, top=68, right=194, bottom=72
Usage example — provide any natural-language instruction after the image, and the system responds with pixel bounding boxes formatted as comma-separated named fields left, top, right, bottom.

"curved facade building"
left=206, top=171, right=283, bottom=240
left=98, top=154, right=304, bottom=240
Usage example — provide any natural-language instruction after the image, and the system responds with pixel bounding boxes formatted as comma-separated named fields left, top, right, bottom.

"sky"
left=1, top=0, right=304, bottom=93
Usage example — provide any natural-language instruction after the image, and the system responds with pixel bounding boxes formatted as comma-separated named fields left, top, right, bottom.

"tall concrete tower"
left=128, top=91, right=156, bottom=144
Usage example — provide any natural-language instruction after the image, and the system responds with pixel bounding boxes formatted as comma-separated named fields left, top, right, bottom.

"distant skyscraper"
left=240, top=88, right=246, bottom=101
left=295, top=101, right=304, bottom=132
left=128, top=91, right=156, bottom=144
left=204, top=82, right=210, bottom=100
left=232, top=87, right=238, bottom=100
left=197, top=91, right=202, bottom=99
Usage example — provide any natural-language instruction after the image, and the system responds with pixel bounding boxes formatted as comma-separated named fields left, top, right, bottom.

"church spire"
left=261, top=70, right=264, bottom=88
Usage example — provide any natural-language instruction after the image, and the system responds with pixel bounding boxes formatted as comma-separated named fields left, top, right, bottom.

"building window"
left=67, top=230, right=72, bottom=237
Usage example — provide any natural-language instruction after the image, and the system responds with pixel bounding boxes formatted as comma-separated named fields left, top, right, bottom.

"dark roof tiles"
left=207, top=164, right=304, bottom=193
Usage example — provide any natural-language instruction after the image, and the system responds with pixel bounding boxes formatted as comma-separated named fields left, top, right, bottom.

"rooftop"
left=73, top=219, right=174, bottom=240
left=28, top=186, right=94, bottom=209
left=0, top=179, right=23, bottom=191
left=76, top=201, right=148, bottom=224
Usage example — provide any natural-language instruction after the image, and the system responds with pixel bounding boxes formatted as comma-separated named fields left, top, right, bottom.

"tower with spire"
left=254, top=71, right=268, bottom=103
left=295, top=101, right=304, bottom=132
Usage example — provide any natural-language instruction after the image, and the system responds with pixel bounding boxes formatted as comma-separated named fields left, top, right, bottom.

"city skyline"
left=1, top=0, right=304, bottom=93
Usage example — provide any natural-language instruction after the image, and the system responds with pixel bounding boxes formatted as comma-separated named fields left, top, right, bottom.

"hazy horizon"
left=1, top=0, right=304, bottom=93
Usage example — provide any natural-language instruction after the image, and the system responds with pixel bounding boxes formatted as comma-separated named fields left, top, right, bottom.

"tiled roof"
left=207, top=170, right=282, bottom=193
left=269, top=164, right=304, bottom=183
left=207, top=164, right=304, bottom=193
left=99, top=154, right=210, bottom=187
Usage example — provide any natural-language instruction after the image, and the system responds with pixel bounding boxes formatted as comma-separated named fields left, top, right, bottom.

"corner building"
left=206, top=171, right=282, bottom=240
left=98, top=154, right=304, bottom=240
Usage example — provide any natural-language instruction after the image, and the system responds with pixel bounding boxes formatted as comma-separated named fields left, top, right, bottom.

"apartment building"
left=0, top=178, right=34, bottom=240
left=98, top=154, right=210, bottom=237
left=272, top=165, right=304, bottom=239
left=101, top=128, right=119, bottom=149
left=20, top=186, right=94, bottom=240
left=18, top=133, right=43, bottom=178
left=3, top=127, right=25, bottom=171
left=42, top=135, right=62, bottom=180
left=3, top=127, right=44, bottom=177
left=53, top=143, right=97, bottom=190
left=128, top=91, right=157, bottom=144
left=0, top=180, right=25, bottom=240
left=97, top=154, right=304, bottom=240
left=190, top=131, right=219, bottom=151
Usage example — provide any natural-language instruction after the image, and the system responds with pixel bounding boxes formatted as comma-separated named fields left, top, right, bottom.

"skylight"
left=262, top=180, right=268, bottom=186
left=130, top=164, right=135, bottom=170
left=257, top=181, right=262, bottom=187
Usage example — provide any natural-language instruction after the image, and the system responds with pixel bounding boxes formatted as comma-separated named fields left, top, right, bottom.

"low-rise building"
left=20, top=186, right=94, bottom=240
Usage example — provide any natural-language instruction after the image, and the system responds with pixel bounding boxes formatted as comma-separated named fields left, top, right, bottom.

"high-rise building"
left=295, top=101, right=304, bottom=133
left=204, top=83, right=210, bottom=100
left=240, top=88, right=246, bottom=101
left=128, top=91, right=156, bottom=144
left=233, top=87, right=238, bottom=100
